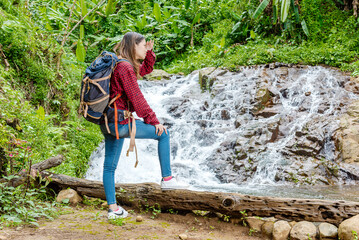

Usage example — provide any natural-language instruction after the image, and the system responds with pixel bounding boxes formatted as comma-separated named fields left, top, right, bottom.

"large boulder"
left=338, top=215, right=359, bottom=240
left=318, top=222, right=338, bottom=239
left=56, top=189, right=83, bottom=204
left=290, top=221, right=317, bottom=240
left=144, top=69, right=171, bottom=80
left=273, top=220, right=291, bottom=240
left=334, top=100, right=359, bottom=164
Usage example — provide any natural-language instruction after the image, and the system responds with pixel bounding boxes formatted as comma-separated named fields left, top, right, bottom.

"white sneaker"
left=161, top=176, right=189, bottom=191
left=108, top=206, right=128, bottom=219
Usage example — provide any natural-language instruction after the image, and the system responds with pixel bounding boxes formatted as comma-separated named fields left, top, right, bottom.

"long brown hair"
left=113, top=32, right=145, bottom=78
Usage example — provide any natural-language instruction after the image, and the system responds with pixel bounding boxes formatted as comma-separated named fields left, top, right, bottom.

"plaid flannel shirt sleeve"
left=140, top=50, right=156, bottom=76
left=119, top=59, right=160, bottom=126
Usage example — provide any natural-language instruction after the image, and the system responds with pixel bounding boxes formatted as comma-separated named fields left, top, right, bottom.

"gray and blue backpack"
left=78, top=51, right=128, bottom=130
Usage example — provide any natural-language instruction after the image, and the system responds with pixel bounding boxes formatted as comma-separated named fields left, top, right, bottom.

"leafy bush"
left=0, top=176, right=58, bottom=227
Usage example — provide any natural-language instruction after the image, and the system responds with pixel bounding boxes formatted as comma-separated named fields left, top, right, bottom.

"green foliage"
left=109, top=217, right=126, bottom=226
left=0, top=1, right=103, bottom=178
left=353, top=230, right=359, bottom=240
left=0, top=175, right=58, bottom=227
left=105, top=0, right=117, bottom=17
left=253, top=0, right=270, bottom=20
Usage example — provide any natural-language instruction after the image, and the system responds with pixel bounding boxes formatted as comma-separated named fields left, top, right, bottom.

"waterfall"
left=85, top=65, right=359, bottom=199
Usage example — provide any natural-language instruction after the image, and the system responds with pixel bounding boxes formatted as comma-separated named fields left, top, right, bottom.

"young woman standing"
left=100, top=32, right=188, bottom=220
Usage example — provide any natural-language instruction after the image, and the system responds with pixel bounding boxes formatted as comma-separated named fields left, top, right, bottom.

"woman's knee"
left=159, top=129, right=170, bottom=139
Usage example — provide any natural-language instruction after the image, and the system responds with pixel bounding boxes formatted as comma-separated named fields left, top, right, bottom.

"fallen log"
left=42, top=172, right=359, bottom=225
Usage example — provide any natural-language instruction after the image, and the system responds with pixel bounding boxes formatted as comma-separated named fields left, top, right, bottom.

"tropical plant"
left=252, top=0, right=309, bottom=38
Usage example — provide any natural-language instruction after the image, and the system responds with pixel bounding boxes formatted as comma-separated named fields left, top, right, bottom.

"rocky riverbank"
left=160, top=64, right=359, bottom=186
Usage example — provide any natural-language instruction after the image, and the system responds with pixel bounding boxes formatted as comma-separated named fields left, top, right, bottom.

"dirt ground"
left=0, top=205, right=263, bottom=240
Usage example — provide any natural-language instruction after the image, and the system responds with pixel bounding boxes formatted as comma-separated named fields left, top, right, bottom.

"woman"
left=100, top=32, right=188, bottom=220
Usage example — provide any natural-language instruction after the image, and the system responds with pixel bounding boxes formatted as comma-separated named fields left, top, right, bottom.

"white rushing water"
left=85, top=66, right=358, bottom=198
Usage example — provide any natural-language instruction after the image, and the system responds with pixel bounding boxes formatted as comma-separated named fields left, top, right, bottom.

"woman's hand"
left=155, top=124, right=167, bottom=136
left=146, top=40, right=154, bottom=51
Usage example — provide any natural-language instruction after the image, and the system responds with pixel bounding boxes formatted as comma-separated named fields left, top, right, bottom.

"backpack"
left=78, top=51, right=139, bottom=167
left=78, top=51, right=128, bottom=126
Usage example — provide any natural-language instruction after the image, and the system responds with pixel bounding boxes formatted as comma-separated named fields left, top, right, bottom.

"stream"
left=85, top=65, right=359, bottom=202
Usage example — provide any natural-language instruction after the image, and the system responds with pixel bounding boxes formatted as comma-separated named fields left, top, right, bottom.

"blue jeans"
left=100, top=120, right=172, bottom=205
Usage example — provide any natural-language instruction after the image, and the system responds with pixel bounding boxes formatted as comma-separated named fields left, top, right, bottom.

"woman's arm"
left=140, top=50, right=156, bottom=77
left=119, top=63, right=160, bottom=125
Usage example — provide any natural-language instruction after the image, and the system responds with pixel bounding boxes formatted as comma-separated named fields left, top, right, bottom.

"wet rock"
left=211, top=83, right=226, bottom=96
left=345, top=77, right=359, bottom=94
left=199, top=67, right=216, bottom=91
left=144, top=69, right=170, bottom=80
left=273, top=220, right=291, bottom=240
left=280, top=88, right=289, bottom=98
left=234, top=116, right=242, bottom=128
left=276, top=67, right=289, bottom=76
left=290, top=221, right=317, bottom=240
left=338, top=214, right=359, bottom=240
left=221, top=109, right=231, bottom=120
left=234, top=147, right=247, bottom=160
left=194, top=120, right=209, bottom=128
left=318, top=222, right=338, bottom=239
left=56, top=189, right=83, bottom=204
left=164, top=98, right=190, bottom=118
left=246, top=216, right=265, bottom=232
left=254, top=107, right=279, bottom=118
left=255, top=87, right=272, bottom=105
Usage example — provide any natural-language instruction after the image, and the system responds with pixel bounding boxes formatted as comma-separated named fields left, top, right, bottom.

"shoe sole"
left=108, top=212, right=128, bottom=219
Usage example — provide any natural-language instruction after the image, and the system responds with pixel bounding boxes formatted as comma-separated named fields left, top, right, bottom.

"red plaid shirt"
left=110, top=50, right=160, bottom=125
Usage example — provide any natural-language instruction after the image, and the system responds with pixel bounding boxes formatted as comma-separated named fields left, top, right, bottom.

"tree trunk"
left=42, top=172, right=359, bottom=225
left=354, top=0, right=358, bottom=17
left=344, top=0, right=349, bottom=10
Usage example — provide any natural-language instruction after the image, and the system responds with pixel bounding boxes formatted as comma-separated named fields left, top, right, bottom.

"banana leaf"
left=80, top=25, right=84, bottom=39
left=252, top=0, right=270, bottom=19
left=185, top=0, right=191, bottom=10
left=273, top=0, right=279, bottom=24
left=301, top=19, right=309, bottom=36
left=76, top=39, right=86, bottom=62
left=281, top=0, right=290, bottom=23
left=153, top=3, right=162, bottom=22
left=105, top=0, right=116, bottom=16
left=192, top=13, right=201, bottom=26
left=79, top=0, right=88, bottom=17
left=291, top=0, right=300, bottom=23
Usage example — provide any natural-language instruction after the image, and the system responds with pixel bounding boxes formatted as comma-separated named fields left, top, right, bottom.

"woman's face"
left=135, top=39, right=147, bottom=60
